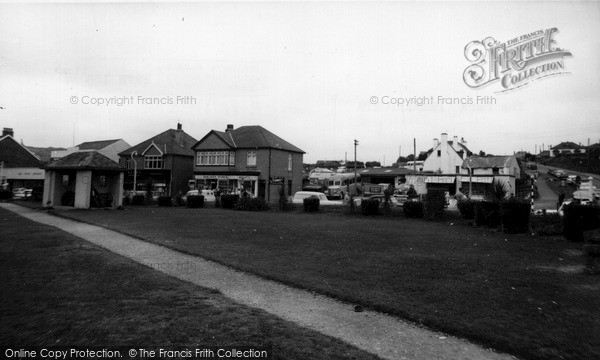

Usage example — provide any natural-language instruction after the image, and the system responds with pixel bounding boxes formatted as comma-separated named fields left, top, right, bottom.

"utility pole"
left=354, top=139, right=359, bottom=195
left=413, top=138, right=416, bottom=172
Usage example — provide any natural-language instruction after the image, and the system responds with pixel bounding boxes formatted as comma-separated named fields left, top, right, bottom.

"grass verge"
left=0, top=207, right=382, bottom=360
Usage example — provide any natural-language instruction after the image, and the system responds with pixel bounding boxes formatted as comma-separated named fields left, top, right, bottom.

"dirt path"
left=2, top=203, right=517, bottom=360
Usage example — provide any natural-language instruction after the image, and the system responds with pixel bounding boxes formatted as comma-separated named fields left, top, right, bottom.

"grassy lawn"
left=54, top=205, right=600, bottom=360
left=0, top=207, right=382, bottom=360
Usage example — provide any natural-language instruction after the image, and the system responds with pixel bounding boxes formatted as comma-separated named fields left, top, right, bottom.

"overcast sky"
left=1, top=1, right=599, bottom=163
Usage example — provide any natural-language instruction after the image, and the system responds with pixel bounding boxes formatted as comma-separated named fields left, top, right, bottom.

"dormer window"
left=145, top=155, right=163, bottom=169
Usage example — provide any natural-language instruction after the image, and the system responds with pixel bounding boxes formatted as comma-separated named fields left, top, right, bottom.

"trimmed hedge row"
left=457, top=199, right=476, bottom=219
left=563, top=204, right=600, bottom=242
left=157, top=196, right=172, bottom=207
left=303, top=196, right=320, bottom=212
left=131, top=195, right=146, bottom=206
left=220, top=194, right=239, bottom=209
left=186, top=195, right=205, bottom=208
left=403, top=201, right=424, bottom=218
left=235, top=197, right=269, bottom=212
left=423, top=189, right=446, bottom=220
left=361, top=198, right=380, bottom=215
left=499, top=200, right=531, bottom=234
left=0, top=190, right=11, bottom=200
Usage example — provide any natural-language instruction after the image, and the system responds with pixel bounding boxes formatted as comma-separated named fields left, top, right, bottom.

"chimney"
left=461, top=137, right=467, bottom=146
left=433, top=138, right=439, bottom=148
left=226, top=124, right=234, bottom=132
left=174, top=123, right=183, bottom=146
left=441, top=133, right=448, bottom=145
left=2, top=127, right=14, bottom=137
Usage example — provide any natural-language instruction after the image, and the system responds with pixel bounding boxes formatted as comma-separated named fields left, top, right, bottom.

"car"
left=182, top=189, right=216, bottom=204
left=292, top=191, right=342, bottom=205
left=12, top=188, right=32, bottom=199
left=353, top=195, right=401, bottom=207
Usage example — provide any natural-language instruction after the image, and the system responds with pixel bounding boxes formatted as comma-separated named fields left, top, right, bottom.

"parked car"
left=353, top=195, right=401, bottom=207
left=292, top=191, right=342, bottom=205
left=181, top=189, right=216, bottom=204
left=12, top=188, right=32, bottom=199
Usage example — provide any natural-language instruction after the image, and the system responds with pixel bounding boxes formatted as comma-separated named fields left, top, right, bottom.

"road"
left=538, top=164, right=600, bottom=189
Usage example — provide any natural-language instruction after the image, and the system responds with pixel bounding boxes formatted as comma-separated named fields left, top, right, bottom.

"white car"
left=12, top=188, right=32, bottom=199
left=182, top=189, right=216, bottom=203
left=292, top=191, right=342, bottom=205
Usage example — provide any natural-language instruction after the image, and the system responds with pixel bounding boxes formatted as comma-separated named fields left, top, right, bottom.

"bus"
left=305, top=169, right=361, bottom=199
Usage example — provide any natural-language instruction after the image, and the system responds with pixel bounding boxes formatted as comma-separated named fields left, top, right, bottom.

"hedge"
left=220, top=194, right=239, bottom=209
left=0, top=190, right=11, bottom=200
left=235, top=197, right=269, bottom=212
left=457, top=199, right=476, bottom=219
left=186, top=195, right=204, bottom=208
left=303, top=196, right=320, bottom=212
left=499, top=199, right=530, bottom=234
left=563, top=204, right=600, bottom=242
left=474, top=202, right=501, bottom=228
left=131, top=195, right=146, bottom=206
left=423, top=188, right=446, bottom=220
left=403, top=201, right=424, bottom=218
left=157, top=196, right=172, bottom=207
left=361, top=198, right=380, bottom=216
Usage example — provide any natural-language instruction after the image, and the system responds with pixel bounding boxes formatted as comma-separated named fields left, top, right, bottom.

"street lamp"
left=467, top=158, right=473, bottom=198
left=131, top=151, right=138, bottom=192
left=354, top=139, right=359, bottom=196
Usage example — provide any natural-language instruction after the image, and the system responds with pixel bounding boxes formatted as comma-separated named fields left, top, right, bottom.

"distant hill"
left=539, top=145, right=600, bottom=175
left=26, top=146, right=66, bottom=163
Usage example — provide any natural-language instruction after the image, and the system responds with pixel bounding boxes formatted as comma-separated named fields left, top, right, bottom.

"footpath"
left=1, top=203, right=516, bottom=360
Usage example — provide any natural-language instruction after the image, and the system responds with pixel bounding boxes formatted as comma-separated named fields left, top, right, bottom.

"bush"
left=61, top=191, right=75, bottom=206
left=474, top=202, right=501, bottom=227
left=361, top=198, right=380, bottom=215
left=0, top=190, right=11, bottom=200
left=220, top=194, right=239, bottom=209
left=303, top=196, right=320, bottom=212
left=403, top=201, right=424, bottom=218
left=499, top=199, right=530, bottom=234
left=423, top=189, right=446, bottom=220
left=157, top=196, right=172, bottom=207
left=563, top=204, right=600, bottom=242
left=531, top=213, right=563, bottom=236
left=131, top=195, right=146, bottom=206
left=235, top=197, right=269, bottom=212
left=186, top=195, right=204, bottom=208
left=457, top=199, right=476, bottom=219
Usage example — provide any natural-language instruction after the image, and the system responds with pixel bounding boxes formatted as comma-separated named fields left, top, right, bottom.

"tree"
left=479, top=150, right=486, bottom=157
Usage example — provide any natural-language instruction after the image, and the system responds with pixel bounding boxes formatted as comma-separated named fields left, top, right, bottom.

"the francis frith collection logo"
left=463, top=28, right=572, bottom=92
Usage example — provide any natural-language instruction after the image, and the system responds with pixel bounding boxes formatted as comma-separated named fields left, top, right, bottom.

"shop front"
left=193, top=173, right=260, bottom=196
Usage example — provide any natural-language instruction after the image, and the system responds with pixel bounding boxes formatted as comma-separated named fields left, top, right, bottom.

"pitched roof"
left=426, top=140, right=473, bottom=157
left=0, top=135, right=41, bottom=168
left=77, top=139, right=121, bottom=150
left=119, top=129, right=197, bottom=157
left=551, top=141, right=585, bottom=150
left=45, top=151, right=125, bottom=171
left=193, top=126, right=305, bottom=153
left=462, top=156, right=513, bottom=169
left=359, top=167, right=414, bottom=176
left=26, top=146, right=66, bottom=163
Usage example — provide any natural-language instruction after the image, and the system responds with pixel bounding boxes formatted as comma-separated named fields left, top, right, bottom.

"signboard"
left=460, top=176, right=493, bottom=184
left=425, top=176, right=456, bottom=184
left=405, top=175, right=427, bottom=194
left=270, top=176, right=284, bottom=185
left=194, top=175, right=258, bottom=181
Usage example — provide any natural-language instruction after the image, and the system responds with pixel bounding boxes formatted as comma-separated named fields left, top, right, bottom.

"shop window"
left=145, top=155, right=163, bottom=169
left=247, top=151, right=257, bottom=166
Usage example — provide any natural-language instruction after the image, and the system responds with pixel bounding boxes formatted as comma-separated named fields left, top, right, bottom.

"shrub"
left=186, top=195, right=204, bottom=208
left=474, top=202, right=501, bottom=227
left=531, top=213, right=563, bottom=236
left=361, top=198, right=380, bottom=215
left=423, top=189, right=446, bottom=220
left=61, top=191, right=75, bottom=206
left=157, top=196, right=172, bottom=207
left=131, top=195, right=146, bottom=206
left=303, top=196, right=320, bottom=212
left=499, top=199, right=530, bottom=234
left=485, top=180, right=509, bottom=202
left=403, top=201, right=424, bottom=218
left=563, top=204, right=600, bottom=242
left=235, top=197, right=269, bottom=212
left=0, top=190, right=11, bottom=200
left=220, top=194, right=239, bottom=209
left=457, top=199, right=476, bottom=219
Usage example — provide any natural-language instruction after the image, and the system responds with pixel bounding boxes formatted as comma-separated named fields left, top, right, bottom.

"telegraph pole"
left=354, top=139, right=359, bottom=195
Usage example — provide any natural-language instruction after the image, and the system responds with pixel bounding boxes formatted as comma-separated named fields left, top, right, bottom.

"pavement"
left=1, top=203, right=517, bottom=360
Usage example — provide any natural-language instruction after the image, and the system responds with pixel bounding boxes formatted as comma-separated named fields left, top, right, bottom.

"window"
left=455, top=166, right=460, bottom=173
left=492, top=168, right=499, bottom=175
left=247, top=151, right=257, bottom=166
left=288, top=154, right=293, bottom=171
left=145, top=155, right=163, bottom=169
left=437, top=150, right=441, bottom=157
left=196, top=151, right=233, bottom=166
